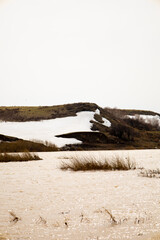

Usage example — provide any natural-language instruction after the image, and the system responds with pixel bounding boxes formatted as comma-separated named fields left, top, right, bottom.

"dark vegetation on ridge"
left=0, top=103, right=99, bottom=122
left=55, top=103, right=160, bottom=150
left=0, top=134, right=58, bottom=153
left=0, top=102, right=160, bottom=151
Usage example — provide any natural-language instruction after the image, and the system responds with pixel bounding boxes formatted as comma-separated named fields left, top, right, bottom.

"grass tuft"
left=139, top=169, right=160, bottom=178
left=9, top=211, right=21, bottom=224
left=104, top=209, right=117, bottom=224
left=0, top=152, right=42, bottom=162
left=60, top=155, right=136, bottom=171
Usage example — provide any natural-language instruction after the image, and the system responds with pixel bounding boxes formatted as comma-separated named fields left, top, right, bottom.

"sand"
left=0, top=149, right=160, bottom=240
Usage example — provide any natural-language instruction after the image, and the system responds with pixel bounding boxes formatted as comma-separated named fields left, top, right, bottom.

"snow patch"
left=95, top=109, right=100, bottom=115
left=94, top=109, right=111, bottom=127
left=0, top=111, right=96, bottom=147
left=0, top=109, right=112, bottom=147
left=126, top=114, right=160, bottom=126
left=102, top=117, right=111, bottom=127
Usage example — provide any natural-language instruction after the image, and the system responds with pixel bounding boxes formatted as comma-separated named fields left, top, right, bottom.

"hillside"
left=0, top=103, right=99, bottom=121
left=0, top=134, right=58, bottom=153
left=0, top=102, right=160, bottom=151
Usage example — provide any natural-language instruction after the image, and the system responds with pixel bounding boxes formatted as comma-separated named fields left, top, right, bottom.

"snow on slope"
left=94, top=109, right=111, bottom=127
left=0, top=110, right=111, bottom=147
left=127, top=114, right=160, bottom=126
left=101, top=117, right=111, bottom=127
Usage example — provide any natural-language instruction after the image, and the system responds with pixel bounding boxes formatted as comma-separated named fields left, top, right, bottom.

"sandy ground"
left=0, top=149, right=160, bottom=240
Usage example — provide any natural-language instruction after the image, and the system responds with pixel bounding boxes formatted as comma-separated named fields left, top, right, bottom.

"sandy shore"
left=0, top=149, right=160, bottom=240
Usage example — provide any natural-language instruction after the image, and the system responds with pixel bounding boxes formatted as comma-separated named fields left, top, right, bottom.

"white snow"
left=126, top=114, right=160, bottom=126
left=0, top=110, right=112, bottom=147
left=0, top=111, right=95, bottom=147
left=94, top=109, right=111, bottom=127
left=95, top=109, right=100, bottom=115
left=102, top=117, right=111, bottom=127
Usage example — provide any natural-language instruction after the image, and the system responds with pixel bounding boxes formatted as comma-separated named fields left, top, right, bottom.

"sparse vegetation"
left=139, top=169, right=160, bottom=178
left=36, top=216, right=47, bottom=226
left=104, top=209, right=117, bottom=224
left=9, top=211, right=21, bottom=224
left=104, top=107, right=159, bottom=119
left=146, top=233, right=160, bottom=240
left=30, top=139, right=58, bottom=149
left=0, top=139, right=58, bottom=153
left=0, top=152, right=42, bottom=162
left=0, top=234, right=7, bottom=240
left=60, top=155, right=136, bottom=171
left=0, top=103, right=99, bottom=122
left=124, top=117, right=160, bottom=131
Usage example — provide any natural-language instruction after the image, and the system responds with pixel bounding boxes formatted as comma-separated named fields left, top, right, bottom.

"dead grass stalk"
left=0, top=152, right=42, bottom=162
left=60, top=155, right=136, bottom=171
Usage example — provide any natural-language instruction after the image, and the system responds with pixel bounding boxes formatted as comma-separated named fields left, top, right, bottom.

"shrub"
left=124, top=117, right=155, bottom=131
left=0, top=152, right=42, bottom=162
left=104, top=107, right=124, bottom=119
left=60, top=155, right=136, bottom=171
left=110, top=123, right=135, bottom=141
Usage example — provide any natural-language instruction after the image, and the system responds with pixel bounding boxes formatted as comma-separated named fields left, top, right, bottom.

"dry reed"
left=60, top=155, right=136, bottom=171
left=0, top=152, right=42, bottom=162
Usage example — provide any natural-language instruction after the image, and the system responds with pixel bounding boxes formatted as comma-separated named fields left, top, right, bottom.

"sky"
left=0, top=0, right=160, bottom=113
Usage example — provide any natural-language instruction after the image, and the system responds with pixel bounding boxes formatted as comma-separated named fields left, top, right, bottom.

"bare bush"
left=110, top=123, right=135, bottom=141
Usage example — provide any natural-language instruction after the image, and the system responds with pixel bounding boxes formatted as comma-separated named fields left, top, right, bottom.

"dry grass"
left=30, top=139, right=57, bottom=148
left=0, top=234, right=7, bottom=240
left=149, top=237, right=160, bottom=240
left=0, top=139, right=58, bottom=153
left=9, top=211, right=21, bottom=224
left=0, top=152, right=42, bottom=162
left=104, top=209, right=117, bottom=224
left=60, top=155, right=136, bottom=171
left=146, top=233, right=160, bottom=240
left=139, top=169, right=160, bottom=178
left=0, top=103, right=98, bottom=121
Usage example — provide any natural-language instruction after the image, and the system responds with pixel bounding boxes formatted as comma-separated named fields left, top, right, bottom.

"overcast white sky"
left=0, top=0, right=160, bottom=112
